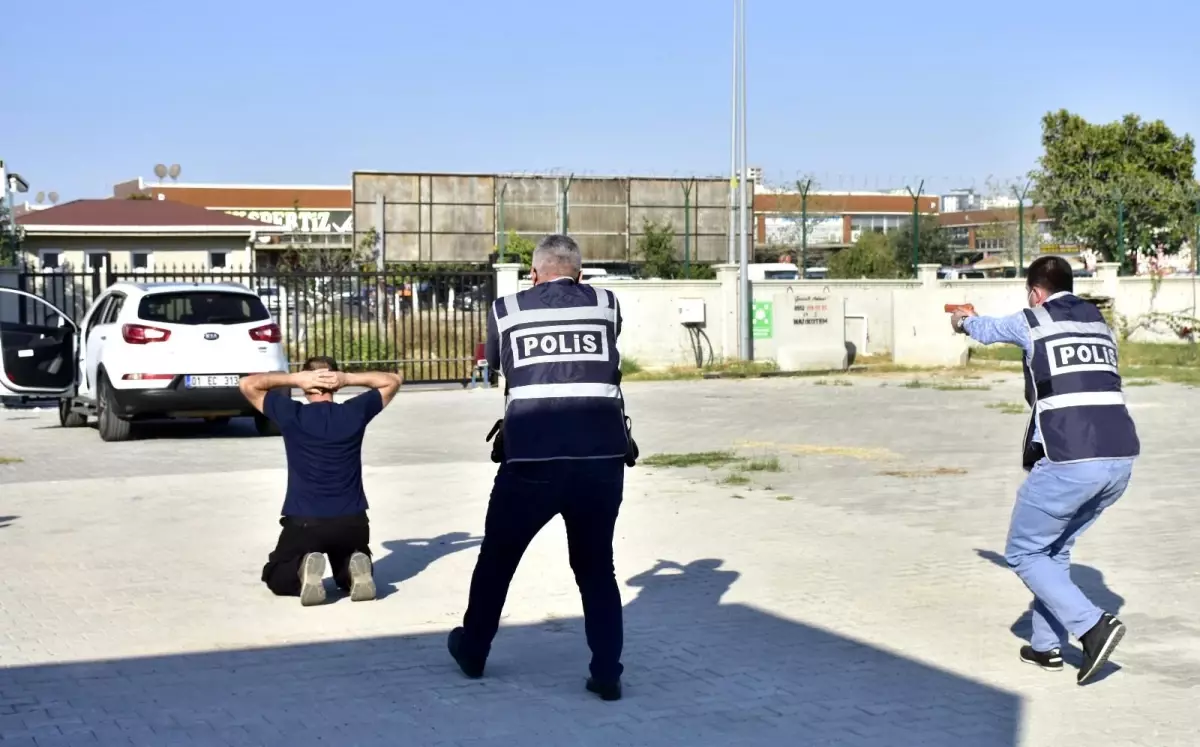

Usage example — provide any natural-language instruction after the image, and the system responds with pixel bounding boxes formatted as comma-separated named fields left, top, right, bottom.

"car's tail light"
left=122, top=373, right=174, bottom=381
left=122, top=324, right=171, bottom=344
left=249, top=323, right=282, bottom=343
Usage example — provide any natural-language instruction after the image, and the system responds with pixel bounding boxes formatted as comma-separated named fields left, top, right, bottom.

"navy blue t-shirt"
left=263, top=388, right=384, bottom=518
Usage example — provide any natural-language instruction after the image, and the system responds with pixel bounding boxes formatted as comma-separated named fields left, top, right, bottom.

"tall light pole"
left=737, top=0, right=752, bottom=360
left=727, top=0, right=739, bottom=266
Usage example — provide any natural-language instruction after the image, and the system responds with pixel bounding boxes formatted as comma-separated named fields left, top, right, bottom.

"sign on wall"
left=221, top=209, right=353, bottom=234
left=752, top=300, right=773, bottom=339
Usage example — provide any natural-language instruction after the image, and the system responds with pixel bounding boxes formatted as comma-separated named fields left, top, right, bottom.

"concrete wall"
left=493, top=262, right=1200, bottom=370
left=352, top=172, right=736, bottom=265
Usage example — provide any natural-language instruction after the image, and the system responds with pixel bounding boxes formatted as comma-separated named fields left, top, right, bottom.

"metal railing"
left=16, top=264, right=495, bottom=383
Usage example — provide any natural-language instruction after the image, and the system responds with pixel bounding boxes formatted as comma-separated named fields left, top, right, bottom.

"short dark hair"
left=302, top=355, right=339, bottom=372
left=1026, top=255, right=1074, bottom=295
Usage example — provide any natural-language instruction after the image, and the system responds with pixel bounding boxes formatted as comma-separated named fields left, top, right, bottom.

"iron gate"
left=16, top=264, right=495, bottom=383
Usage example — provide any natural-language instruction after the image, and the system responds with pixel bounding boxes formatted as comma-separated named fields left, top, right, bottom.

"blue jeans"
left=1004, top=457, right=1134, bottom=652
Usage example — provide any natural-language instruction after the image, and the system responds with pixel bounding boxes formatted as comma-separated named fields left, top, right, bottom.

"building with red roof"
left=15, top=198, right=286, bottom=272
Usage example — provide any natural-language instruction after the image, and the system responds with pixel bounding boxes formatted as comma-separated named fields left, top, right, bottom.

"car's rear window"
left=138, top=291, right=271, bottom=326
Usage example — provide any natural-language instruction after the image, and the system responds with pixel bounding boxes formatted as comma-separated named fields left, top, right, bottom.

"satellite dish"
left=35, top=192, right=45, bottom=204
left=48, top=192, right=59, bottom=204
left=153, top=163, right=167, bottom=181
left=168, top=164, right=181, bottom=181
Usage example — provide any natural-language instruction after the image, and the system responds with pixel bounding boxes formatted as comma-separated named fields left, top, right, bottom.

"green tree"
left=0, top=202, right=21, bottom=266
left=829, top=231, right=900, bottom=279
left=637, top=218, right=679, bottom=278
left=500, top=231, right=536, bottom=268
left=1032, top=110, right=1198, bottom=268
left=887, top=217, right=954, bottom=269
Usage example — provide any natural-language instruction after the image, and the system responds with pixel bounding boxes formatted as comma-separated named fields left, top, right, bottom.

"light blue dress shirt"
left=962, top=310, right=1040, bottom=443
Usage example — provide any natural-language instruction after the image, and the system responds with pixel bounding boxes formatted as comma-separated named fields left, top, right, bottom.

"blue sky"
left=6, top=0, right=1198, bottom=200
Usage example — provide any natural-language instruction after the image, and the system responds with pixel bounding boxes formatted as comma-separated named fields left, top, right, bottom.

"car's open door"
left=0, top=287, right=78, bottom=397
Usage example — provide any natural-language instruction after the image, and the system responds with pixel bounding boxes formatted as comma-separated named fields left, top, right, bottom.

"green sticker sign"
left=752, top=300, right=773, bottom=339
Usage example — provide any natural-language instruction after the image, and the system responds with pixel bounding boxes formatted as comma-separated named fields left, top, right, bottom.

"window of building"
left=131, top=251, right=152, bottom=270
left=86, top=251, right=111, bottom=270
left=209, top=251, right=229, bottom=269
left=39, top=250, right=62, bottom=271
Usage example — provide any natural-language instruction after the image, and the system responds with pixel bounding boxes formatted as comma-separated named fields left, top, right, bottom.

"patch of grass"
left=986, top=402, right=1027, bottom=415
left=737, top=456, right=782, bottom=473
left=932, top=382, right=991, bottom=391
left=1123, top=379, right=1159, bottom=387
left=731, top=494, right=746, bottom=500
left=0, top=456, right=23, bottom=465
left=1122, top=365, right=1200, bottom=386
left=970, top=341, right=1200, bottom=385
left=642, top=451, right=742, bottom=469
left=879, top=467, right=968, bottom=478
left=902, top=379, right=928, bottom=389
left=737, top=440, right=899, bottom=461
left=623, top=358, right=780, bottom=382
left=968, top=344, right=1024, bottom=363
left=719, top=473, right=751, bottom=486
left=775, top=495, right=794, bottom=502
left=620, top=357, right=644, bottom=376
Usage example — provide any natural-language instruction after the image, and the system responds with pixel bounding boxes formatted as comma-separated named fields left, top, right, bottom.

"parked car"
left=0, top=282, right=288, bottom=441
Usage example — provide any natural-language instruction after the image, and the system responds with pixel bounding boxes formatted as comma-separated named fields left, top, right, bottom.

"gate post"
left=493, top=263, right=521, bottom=299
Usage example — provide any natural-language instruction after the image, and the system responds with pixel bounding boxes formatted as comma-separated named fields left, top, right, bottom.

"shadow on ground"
left=370, top=532, right=483, bottom=599
left=0, top=515, right=16, bottom=529
left=1, top=557, right=1021, bottom=747
left=976, top=548, right=1124, bottom=679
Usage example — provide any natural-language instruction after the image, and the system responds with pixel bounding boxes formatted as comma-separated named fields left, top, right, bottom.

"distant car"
left=0, top=282, right=288, bottom=441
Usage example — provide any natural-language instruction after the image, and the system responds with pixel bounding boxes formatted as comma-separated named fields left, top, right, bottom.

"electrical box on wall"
left=678, top=298, right=706, bottom=325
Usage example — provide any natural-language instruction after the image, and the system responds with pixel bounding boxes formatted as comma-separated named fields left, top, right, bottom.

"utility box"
left=678, top=298, right=706, bottom=325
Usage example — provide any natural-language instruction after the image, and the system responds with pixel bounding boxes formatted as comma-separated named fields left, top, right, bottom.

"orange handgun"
left=944, top=303, right=976, bottom=314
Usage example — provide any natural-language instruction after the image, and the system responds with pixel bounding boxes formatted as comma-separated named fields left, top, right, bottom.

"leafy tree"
left=1032, top=110, right=1199, bottom=269
left=499, top=231, right=536, bottom=268
left=829, top=231, right=900, bottom=279
left=0, top=202, right=21, bottom=266
left=637, top=218, right=679, bottom=278
left=888, top=216, right=954, bottom=270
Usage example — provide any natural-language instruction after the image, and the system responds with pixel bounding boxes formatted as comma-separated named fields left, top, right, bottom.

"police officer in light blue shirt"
left=448, top=234, right=631, bottom=701
left=952, top=255, right=1139, bottom=685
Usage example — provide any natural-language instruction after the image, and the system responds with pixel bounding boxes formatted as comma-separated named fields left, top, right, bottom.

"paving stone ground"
left=1, top=371, right=1197, bottom=746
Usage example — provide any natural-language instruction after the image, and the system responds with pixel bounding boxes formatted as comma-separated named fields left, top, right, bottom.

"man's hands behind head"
left=295, top=369, right=343, bottom=394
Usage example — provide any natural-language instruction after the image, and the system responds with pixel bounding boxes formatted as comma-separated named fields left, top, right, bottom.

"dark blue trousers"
left=460, top=457, right=625, bottom=682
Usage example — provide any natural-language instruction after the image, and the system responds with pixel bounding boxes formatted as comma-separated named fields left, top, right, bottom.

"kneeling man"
left=240, top=356, right=401, bottom=606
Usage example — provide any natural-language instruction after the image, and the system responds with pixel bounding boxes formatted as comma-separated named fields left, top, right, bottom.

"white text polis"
left=513, top=325, right=608, bottom=367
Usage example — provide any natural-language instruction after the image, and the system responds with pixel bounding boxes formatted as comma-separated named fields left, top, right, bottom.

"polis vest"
left=494, top=280, right=628, bottom=462
left=1021, top=294, right=1140, bottom=464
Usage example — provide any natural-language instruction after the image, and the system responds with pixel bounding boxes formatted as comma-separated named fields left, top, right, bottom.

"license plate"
left=184, top=375, right=241, bottom=388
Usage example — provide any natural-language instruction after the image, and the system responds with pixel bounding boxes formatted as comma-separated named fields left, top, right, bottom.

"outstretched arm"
left=953, top=308, right=1032, bottom=355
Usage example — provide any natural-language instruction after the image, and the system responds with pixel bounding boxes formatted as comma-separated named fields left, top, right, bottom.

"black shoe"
left=447, top=627, right=484, bottom=679
left=1020, top=645, right=1063, bottom=671
left=586, top=677, right=622, bottom=701
left=1077, top=613, right=1125, bottom=685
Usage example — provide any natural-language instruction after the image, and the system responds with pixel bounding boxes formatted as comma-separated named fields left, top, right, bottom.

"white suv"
left=0, top=282, right=288, bottom=441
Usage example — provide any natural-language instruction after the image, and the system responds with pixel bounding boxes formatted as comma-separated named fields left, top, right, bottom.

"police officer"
left=447, top=234, right=631, bottom=701
left=952, top=255, right=1139, bottom=685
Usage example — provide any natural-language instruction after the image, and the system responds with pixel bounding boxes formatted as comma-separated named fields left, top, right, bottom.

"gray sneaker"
left=299, top=553, right=327, bottom=607
left=348, top=552, right=376, bottom=602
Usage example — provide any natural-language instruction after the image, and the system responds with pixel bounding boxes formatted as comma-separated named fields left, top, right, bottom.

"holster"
left=1022, top=442, right=1045, bottom=472
left=624, top=415, right=639, bottom=468
left=486, top=418, right=506, bottom=464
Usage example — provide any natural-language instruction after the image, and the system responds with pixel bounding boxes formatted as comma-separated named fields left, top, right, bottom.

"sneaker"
left=586, top=677, right=622, bottom=702
left=1020, top=645, right=1063, bottom=671
left=1077, top=612, right=1125, bottom=685
left=298, top=553, right=327, bottom=607
left=347, top=552, right=376, bottom=602
left=447, top=627, right=485, bottom=679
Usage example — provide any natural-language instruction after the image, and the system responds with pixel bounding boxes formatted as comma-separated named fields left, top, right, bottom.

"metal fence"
left=16, top=264, right=495, bottom=383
